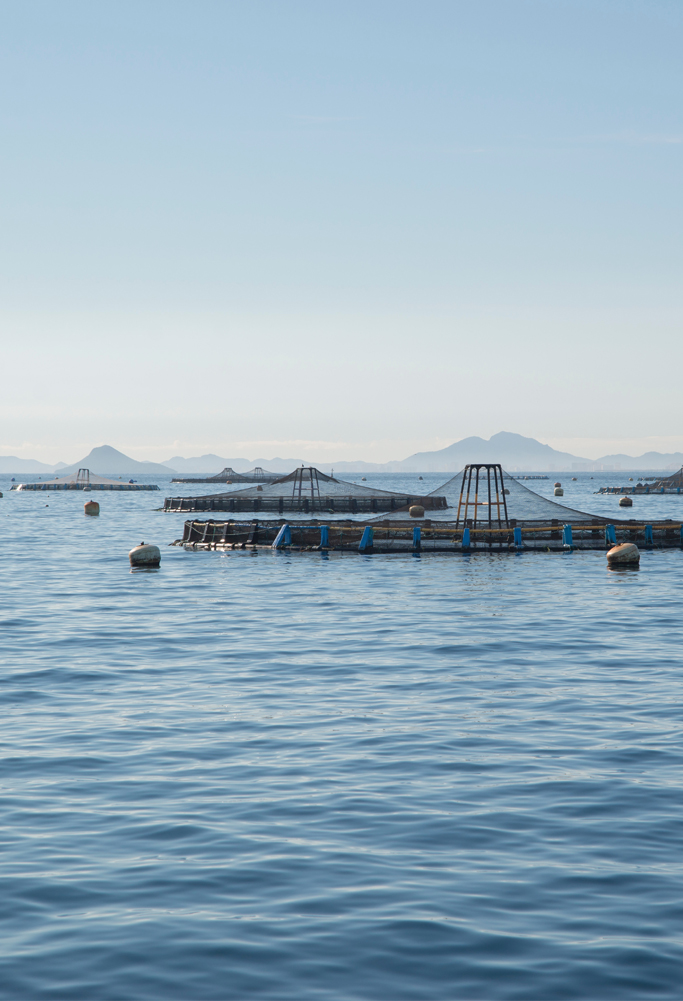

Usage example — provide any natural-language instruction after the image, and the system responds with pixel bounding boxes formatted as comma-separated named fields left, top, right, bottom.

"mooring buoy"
left=554, top=487, right=564, bottom=496
left=619, top=495, right=633, bottom=507
left=84, top=500, right=100, bottom=516
left=554, top=482, right=561, bottom=488
left=607, top=542, right=640, bottom=566
left=409, top=504, right=425, bottom=518
left=129, top=542, right=161, bottom=568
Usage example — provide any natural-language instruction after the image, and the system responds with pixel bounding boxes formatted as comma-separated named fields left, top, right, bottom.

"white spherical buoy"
left=619, top=495, right=633, bottom=507
left=84, top=500, right=100, bottom=516
left=409, top=504, right=425, bottom=518
left=607, top=542, right=640, bottom=566
left=129, top=542, right=161, bottom=568
left=554, top=487, right=564, bottom=496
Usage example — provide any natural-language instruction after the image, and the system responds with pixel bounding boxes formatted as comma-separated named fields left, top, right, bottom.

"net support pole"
left=359, top=527, right=374, bottom=552
left=273, top=524, right=291, bottom=548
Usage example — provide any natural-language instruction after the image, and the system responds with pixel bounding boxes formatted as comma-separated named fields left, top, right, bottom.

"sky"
left=1, top=0, right=682, bottom=464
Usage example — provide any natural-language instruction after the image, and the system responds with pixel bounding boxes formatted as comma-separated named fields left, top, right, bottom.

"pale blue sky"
left=1, top=0, right=682, bottom=463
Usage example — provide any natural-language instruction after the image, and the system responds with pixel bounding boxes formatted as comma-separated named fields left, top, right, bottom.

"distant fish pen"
left=598, top=467, right=683, bottom=495
left=164, top=466, right=446, bottom=514
left=173, top=518, right=683, bottom=553
left=12, top=468, right=159, bottom=491
left=171, top=466, right=280, bottom=484
left=598, top=485, right=683, bottom=495
left=165, top=494, right=446, bottom=514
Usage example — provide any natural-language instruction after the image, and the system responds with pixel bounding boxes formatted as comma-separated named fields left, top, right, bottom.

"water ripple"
left=1, top=476, right=682, bottom=998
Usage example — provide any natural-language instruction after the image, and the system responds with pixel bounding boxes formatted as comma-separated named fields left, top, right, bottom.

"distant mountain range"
left=382, top=432, right=584, bottom=472
left=0, top=456, right=65, bottom=474
left=163, top=433, right=683, bottom=473
left=2, top=434, right=683, bottom=475
left=0, top=445, right=173, bottom=476
left=55, top=445, right=176, bottom=476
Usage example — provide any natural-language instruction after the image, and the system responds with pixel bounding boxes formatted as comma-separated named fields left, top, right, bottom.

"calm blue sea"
left=1, top=471, right=682, bottom=999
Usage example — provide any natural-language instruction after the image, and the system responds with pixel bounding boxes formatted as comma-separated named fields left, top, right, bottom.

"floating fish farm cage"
left=598, top=485, right=683, bottom=495
left=171, top=466, right=280, bottom=484
left=11, top=469, right=159, bottom=491
left=598, top=467, right=683, bottom=495
left=164, top=466, right=447, bottom=514
left=168, top=464, right=683, bottom=555
left=173, top=517, right=683, bottom=554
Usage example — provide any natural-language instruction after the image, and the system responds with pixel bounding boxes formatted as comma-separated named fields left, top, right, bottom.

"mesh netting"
left=370, top=469, right=598, bottom=523
left=184, top=467, right=428, bottom=502
left=164, top=467, right=443, bottom=514
left=173, top=467, right=281, bottom=484
left=649, top=467, right=683, bottom=489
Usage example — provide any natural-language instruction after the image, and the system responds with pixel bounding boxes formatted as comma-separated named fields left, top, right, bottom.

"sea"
left=1, top=470, right=682, bottom=999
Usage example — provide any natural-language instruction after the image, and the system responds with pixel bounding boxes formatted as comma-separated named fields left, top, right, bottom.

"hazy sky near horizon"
left=2, top=0, right=682, bottom=464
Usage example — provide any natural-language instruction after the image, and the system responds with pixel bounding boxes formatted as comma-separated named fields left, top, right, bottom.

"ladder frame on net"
left=456, top=463, right=510, bottom=530
left=290, top=466, right=323, bottom=512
